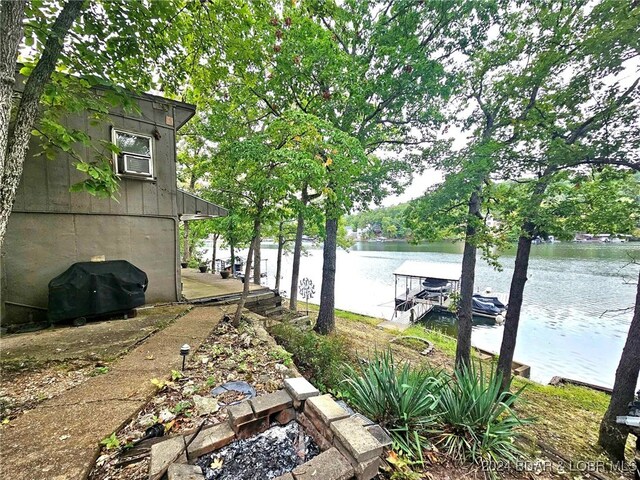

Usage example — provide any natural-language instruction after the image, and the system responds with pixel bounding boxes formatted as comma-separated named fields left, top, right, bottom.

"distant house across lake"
left=0, top=86, right=226, bottom=330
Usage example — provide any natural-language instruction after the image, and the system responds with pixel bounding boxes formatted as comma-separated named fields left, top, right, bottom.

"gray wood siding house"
left=0, top=91, right=225, bottom=329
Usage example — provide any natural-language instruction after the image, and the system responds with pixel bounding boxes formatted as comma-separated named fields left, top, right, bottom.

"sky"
left=381, top=168, right=444, bottom=207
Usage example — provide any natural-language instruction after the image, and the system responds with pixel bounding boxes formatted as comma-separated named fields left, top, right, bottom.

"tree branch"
left=248, top=87, right=280, bottom=117
left=567, top=76, right=640, bottom=145
left=320, top=17, right=350, bottom=54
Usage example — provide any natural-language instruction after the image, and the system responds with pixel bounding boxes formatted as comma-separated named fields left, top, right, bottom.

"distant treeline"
left=345, top=203, right=410, bottom=240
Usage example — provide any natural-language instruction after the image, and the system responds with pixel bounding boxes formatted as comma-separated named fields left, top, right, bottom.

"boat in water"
left=472, top=293, right=507, bottom=321
left=392, top=261, right=508, bottom=323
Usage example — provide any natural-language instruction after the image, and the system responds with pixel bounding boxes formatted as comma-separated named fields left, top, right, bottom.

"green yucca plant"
left=341, top=351, right=532, bottom=473
left=341, top=350, right=445, bottom=459
left=432, top=362, right=531, bottom=471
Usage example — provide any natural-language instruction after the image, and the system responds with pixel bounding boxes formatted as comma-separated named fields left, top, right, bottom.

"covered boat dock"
left=393, top=261, right=462, bottom=321
left=392, top=260, right=508, bottom=323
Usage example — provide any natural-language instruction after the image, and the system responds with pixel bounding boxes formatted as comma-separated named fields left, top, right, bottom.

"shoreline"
left=273, top=304, right=620, bottom=473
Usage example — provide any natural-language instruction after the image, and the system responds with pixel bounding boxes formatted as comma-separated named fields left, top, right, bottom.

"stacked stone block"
left=148, top=377, right=390, bottom=480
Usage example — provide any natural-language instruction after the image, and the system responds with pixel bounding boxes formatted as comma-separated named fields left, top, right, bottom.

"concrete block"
left=304, top=408, right=334, bottom=443
left=235, top=415, right=270, bottom=440
left=284, top=377, right=320, bottom=401
left=167, top=463, right=205, bottom=480
left=296, top=413, right=332, bottom=451
left=273, top=473, right=295, bottom=480
left=274, top=407, right=297, bottom=425
left=331, top=417, right=383, bottom=463
left=226, top=400, right=254, bottom=426
left=304, top=394, right=349, bottom=425
left=333, top=437, right=357, bottom=467
left=250, top=389, right=293, bottom=418
left=355, top=456, right=380, bottom=480
left=186, top=423, right=235, bottom=458
left=149, top=436, right=187, bottom=480
left=292, top=447, right=354, bottom=480
left=365, top=424, right=393, bottom=449
left=352, top=413, right=375, bottom=427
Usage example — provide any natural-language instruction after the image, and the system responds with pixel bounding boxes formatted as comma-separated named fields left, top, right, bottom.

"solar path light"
left=180, top=344, right=191, bottom=371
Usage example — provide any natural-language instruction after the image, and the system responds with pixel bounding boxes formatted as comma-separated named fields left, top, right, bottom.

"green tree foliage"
left=178, top=0, right=490, bottom=330
left=406, top=0, right=640, bottom=372
left=474, top=0, right=640, bottom=398
left=345, top=204, right=409, bottom=240
left=0, top=0, right=201, bottom=248
left=493, top=170, right=640, bottom=241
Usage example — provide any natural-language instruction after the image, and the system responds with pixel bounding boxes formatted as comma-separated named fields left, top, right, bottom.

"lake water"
left=237, top=240, right=639, bottom=389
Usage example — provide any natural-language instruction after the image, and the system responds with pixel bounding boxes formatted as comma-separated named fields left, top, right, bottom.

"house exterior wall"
left=1, top=213, right=177, bottom=326
left=0, top=94, right=191, bottom=329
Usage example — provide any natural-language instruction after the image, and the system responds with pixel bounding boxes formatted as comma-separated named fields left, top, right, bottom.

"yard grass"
left=301, top=302, right=383, bottom=326
left=513, top=377, right=616, bottom=463
left=278, top=306, right=630, bottom=478
left=403, top=324, right=460, bottom=358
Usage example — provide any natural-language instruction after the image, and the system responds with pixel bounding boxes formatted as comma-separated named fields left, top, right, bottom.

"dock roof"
left=393, top=261, right=462, bottom=281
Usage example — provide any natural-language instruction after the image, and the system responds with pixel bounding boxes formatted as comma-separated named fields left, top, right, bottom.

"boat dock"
left=392, top=261, right=461, bottom=322
left=392, top=260, right=508, bottom=324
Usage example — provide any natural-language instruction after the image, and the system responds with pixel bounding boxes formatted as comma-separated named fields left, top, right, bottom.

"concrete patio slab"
left=0, top=305, right=190, bottom=365
left=181, top=269, right=263, bottom=301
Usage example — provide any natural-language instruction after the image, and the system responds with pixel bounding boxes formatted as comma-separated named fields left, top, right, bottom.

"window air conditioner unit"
left=123, top=154, right=152, bottom=177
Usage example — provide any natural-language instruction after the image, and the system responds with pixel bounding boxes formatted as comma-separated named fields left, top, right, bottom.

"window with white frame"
left=111, top=129, right=154, bottom=178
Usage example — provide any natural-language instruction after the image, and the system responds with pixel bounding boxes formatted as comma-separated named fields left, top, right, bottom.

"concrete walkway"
left=181, top=268, right=264, bottom=301
left=0, top=306, right=228, bottom=480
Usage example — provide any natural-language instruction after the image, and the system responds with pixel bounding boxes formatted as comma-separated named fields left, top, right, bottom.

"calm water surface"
left=253, top=241, right=639, bottom=388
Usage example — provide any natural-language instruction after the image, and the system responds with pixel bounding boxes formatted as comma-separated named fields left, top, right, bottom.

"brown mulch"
left=88, top=317, right=296, bottom=480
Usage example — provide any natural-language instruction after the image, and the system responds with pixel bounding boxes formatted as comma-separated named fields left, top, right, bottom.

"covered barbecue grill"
left=48, top=260, right=148, bottom=324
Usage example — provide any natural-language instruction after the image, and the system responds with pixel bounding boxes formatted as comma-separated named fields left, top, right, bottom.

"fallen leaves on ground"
left=87, top=316, right=293, bottom=480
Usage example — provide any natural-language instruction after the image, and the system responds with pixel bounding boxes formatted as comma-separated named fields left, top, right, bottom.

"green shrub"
left=187, top=258, right=199, bottom=268
left=269, top=322, right=348, bottom=391
left=100, top=433, right=120, bottom=450
left=342, top=350, right=445, bottom=460
left=341, top=350, right=531, bottom=472
left=432, top=362, right=531, bottom=470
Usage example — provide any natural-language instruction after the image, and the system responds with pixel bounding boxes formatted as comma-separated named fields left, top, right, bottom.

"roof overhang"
left=177, top=189, right=227, bottom=220
left=393, top=261, right=461, bottom=281
left=140, top=92, right=196, bottom=130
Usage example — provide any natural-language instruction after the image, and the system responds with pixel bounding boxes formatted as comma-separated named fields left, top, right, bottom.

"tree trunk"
left=230, top=243, right=235, bottom=273
left=0, top=0, right=84, bottom=250
left=275, top=221, right=284, bottom=292
left=234, top=219, right=261, bottom=326
left=182, top=221, right=190, bottom=263
left=456, top=189, right=480, bottom=369
left=253, top=235, right=261, bottom=284
left=290, top=186, right=311, bottom=311
left=211, top=233, right=218, bottom=272
left=599, top=270, right=640, bottom=461
left=0, top=0, right=27, bottom=180
left=290, top=208, right=305, bottom=311
left=497, top=176, right=551, bottom=390
left=315, top=216, right=338, bottom=335
left=497, top=226, right=534, bottom=391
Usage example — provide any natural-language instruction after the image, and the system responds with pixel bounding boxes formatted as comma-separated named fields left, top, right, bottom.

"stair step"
left=264, top=306, right=285, bottom=316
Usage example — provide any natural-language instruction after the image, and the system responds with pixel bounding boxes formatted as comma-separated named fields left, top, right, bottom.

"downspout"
left=172, top=105, right=181, bottom=302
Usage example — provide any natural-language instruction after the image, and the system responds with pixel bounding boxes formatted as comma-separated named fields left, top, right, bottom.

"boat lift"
left=392, top=261, right=462, bottom=322
left=392, top=260, right=507, bottom=323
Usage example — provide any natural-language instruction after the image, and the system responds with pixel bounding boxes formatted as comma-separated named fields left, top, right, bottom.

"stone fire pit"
left=148, top=377, right=391, bottom=480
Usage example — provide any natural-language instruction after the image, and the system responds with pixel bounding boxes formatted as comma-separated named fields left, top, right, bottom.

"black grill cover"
left=48, top=260, right=148, bottom=323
